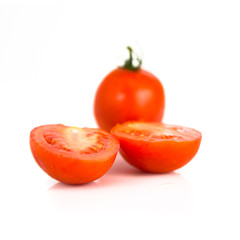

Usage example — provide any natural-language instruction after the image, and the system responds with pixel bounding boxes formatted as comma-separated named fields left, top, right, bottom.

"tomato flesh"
left=111, top=122, right=202, bottom=173
left=30, top=124, right=119, bottom=184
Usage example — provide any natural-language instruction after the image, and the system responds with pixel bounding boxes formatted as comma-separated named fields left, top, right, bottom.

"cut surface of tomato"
left=111, top=121, right=202, bottom=173
left=30, top=124, right=119, bottom=184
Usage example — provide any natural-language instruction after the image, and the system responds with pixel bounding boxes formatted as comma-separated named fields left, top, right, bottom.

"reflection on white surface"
left=48, top=154, right=194, bottom=216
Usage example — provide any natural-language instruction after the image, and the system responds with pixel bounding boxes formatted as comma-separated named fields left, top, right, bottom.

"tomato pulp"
left=94, top=47, right=165, bottom=132
left=111, top=121, right=202, bottom=173
left=30, top=124, right=119, bottom=184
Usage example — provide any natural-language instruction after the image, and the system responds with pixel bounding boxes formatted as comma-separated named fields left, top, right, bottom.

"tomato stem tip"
left=121, top=46, right=142, bottom=71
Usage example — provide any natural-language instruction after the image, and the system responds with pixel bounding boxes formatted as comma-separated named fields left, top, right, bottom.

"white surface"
left=1, top=1, right=240, bottom=239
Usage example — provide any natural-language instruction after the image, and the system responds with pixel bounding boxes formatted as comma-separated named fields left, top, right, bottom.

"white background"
left=1, top=1, right=240, bottom=239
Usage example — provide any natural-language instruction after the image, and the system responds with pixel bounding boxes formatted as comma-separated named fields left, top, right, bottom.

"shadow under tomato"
left=49, top=180, right=99, bottom=190
left=107, top=154, right=142, bottom=175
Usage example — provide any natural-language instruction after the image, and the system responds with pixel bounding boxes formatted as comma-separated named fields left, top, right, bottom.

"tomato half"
left=30, top=124, right=119, bottom=184
left=94, top=47, right=165, bottom=132
left=111, top=122, right=202, bottom=173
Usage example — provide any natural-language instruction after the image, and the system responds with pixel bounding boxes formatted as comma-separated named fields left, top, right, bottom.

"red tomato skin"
left=111, top=124, right=202, bottom=173
left=94, top=68, right=165, bottom=132
left=30, top=125, right=119, bottom=184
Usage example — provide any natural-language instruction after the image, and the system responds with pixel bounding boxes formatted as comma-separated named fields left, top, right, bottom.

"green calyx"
left=121, top=46, right=142, bottom=71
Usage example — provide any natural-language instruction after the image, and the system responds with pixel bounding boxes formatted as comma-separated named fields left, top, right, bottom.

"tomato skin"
left=111, top=122, right=202, bottom=173
left=30, top=124, right=119, bottom=184
left=94, top=68, right=165, bottom=132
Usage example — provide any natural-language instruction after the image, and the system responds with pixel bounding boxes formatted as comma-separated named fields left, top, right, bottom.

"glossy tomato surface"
left=30, top=124, right=119, bottom=184
left=111, top=121, right=202, bottom=173
left=94, top=68, right=165, bottom=132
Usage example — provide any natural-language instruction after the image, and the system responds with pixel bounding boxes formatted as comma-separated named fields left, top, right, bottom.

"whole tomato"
left=94, top=47, right=165, bottom=132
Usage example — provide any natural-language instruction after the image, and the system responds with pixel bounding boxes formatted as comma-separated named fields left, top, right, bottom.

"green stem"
left=121, top=46, right=142, bottom=71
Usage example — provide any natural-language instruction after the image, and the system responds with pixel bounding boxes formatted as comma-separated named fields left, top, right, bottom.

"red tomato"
left=94, top=47, right=165, bottom=132
left=30, top=124, right=119, bottom=184
left=111, top=121, right=202, bottom=173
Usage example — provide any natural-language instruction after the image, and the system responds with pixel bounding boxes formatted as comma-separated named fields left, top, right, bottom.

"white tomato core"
left=64, top=127, right=99, bottom=151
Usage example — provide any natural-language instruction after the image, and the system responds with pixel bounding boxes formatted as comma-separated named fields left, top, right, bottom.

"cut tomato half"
left=30, top=124, right=119, bottom=184
left=111, top=121, right=202, bottom=173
